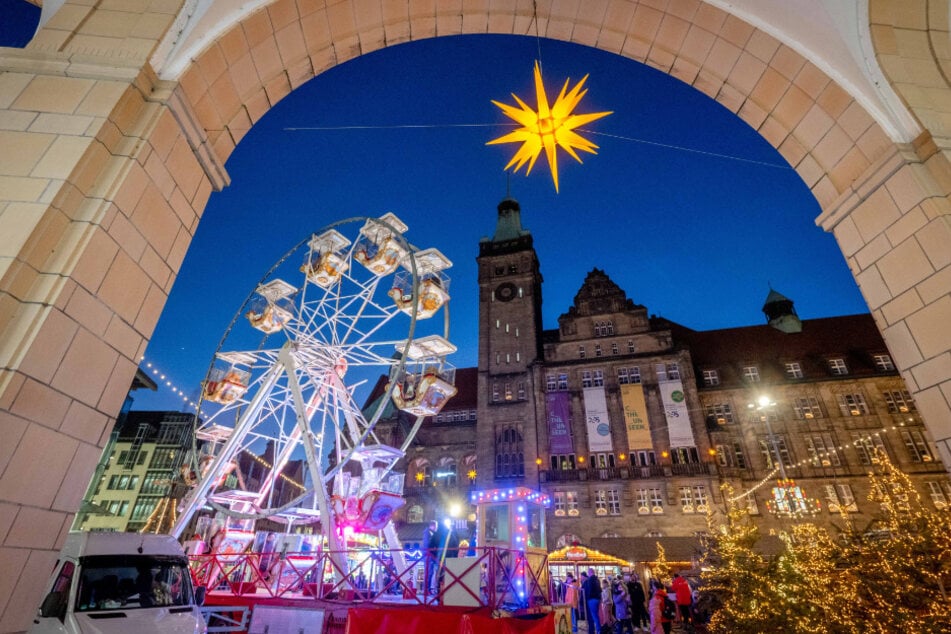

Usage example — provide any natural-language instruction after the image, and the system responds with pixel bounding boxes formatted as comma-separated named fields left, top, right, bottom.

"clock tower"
left=475, top=198, right=544, bottom=488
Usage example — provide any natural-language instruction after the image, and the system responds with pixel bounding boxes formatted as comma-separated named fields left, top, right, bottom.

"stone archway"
left=1, top=1, right=950, bottom=631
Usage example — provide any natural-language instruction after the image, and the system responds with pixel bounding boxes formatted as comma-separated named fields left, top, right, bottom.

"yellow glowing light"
left=415, top=472, right=425, bottom=483
left=487, top=61, right=612, bottom=193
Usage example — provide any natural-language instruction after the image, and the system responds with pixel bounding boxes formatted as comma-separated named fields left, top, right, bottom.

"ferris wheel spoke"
left=175, top=215, right=457, bottom=553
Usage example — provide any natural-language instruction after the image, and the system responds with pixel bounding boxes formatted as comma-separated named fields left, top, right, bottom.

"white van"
left=30, top=532, right=207, bottom=634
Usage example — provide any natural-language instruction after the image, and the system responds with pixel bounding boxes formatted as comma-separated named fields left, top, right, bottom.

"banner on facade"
left=659, top=380, right=695, bottom=447
left=545, top=392, right=574, bottom=454
left=583, top=387, right=613, bottom=452
left=620, top=383, right=652, bottom=449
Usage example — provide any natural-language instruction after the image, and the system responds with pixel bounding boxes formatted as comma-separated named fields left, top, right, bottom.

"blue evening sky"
left=3, top=2, right=868, bottom=414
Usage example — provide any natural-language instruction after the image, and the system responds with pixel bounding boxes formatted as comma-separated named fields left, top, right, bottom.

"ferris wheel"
left=169, top=214, right=457, bottom=556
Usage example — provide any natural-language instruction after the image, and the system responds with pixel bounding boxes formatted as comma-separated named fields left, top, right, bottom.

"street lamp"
left=751, top=395, right=786, bottom=479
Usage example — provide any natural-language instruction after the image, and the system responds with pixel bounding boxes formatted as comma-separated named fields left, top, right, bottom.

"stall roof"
left=548, top=545, right=631, bottom=566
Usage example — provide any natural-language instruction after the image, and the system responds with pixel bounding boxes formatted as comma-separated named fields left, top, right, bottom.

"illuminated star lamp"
left=488, top=61, right=612, bottom=193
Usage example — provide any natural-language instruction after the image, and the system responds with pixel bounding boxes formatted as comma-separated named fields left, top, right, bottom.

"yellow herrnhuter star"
left=488, top=61, right=612, bottom=192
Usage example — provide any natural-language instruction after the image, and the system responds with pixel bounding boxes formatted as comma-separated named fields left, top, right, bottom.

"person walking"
left=626, top=574, right=648, bottom=631
left=563, top=573, right=581, bottom=633
left=612, top=577, right=635, bottom=634
left=582, top=568, right=602, bottom=634
left=671, top=574, right=693, bottom=628
left=649, top=586, right=672, bottom=634
left=599, top=579, right=615, bottom=634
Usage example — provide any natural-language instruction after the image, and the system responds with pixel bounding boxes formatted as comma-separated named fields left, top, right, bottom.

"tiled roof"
left=662, top=313, right=893, bottom=386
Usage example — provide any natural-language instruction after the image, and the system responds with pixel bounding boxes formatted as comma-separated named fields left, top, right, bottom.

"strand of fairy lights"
left=139, top=355, right=207, bottom=417
left=140, top=356, right=308, bottom=491
left=727, top=422, right=913, bottom=503
left=241, top=448, right=306, bottom=491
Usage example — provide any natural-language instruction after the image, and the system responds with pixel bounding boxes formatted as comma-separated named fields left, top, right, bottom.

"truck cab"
left=30, top=532, right=206, bottom=634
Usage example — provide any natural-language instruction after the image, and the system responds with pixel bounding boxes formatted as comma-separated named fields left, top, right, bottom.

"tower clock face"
left=494, top=282, right=517, bottom=302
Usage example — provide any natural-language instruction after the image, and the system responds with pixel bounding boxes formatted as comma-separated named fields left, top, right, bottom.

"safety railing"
left=189, top=546, right=551, bottom=611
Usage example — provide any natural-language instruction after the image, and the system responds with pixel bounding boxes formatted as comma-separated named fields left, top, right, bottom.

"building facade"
left=378, top=198, right=950, bottom=562
left=80, top=411, right=195, bottom=532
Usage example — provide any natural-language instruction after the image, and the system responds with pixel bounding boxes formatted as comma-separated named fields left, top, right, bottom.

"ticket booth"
left=470, top=487, right=551, bottom=609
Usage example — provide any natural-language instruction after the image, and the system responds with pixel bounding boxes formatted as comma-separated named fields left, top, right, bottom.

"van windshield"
left=75, top=555, right=192, bottom=612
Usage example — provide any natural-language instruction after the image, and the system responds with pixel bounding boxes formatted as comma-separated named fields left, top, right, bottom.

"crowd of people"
left=559, top=569, right=703, bottom=634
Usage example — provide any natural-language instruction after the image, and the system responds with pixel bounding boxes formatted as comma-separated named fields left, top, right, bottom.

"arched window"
left=556, top=533, right=582, bottom=548
left=412, top=461, right=432, bottom=487
left=495, top=426, right=524, bottom=478
left=407, top=505, right=424, bottom=523
left=438, top=457, right=457, bottom=487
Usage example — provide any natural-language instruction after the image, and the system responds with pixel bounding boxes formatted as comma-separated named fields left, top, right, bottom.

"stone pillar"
left=817, top=134, right=951, bottom=469
left=0, top=3, right=226, bottom=630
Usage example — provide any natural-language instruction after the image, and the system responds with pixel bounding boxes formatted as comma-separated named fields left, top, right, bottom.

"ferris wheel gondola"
left=169, top=216, right=457, bottom=569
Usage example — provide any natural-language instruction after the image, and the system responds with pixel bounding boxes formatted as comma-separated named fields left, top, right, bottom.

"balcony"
left=670, top=462, right=713, bottom=476
left=539, top=464, right=676, bottom=482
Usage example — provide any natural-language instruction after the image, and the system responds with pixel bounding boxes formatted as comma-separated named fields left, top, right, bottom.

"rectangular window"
left=649, top=489, right=664, bottom=514
left=805, top=435, right=841, bottom=467
left=655, top=363, right=667, bottom=382
left=793, top=396, right=823, bottom=419
left=606, top=489, right=621, bottom=515
left=666, top=363, right=680, bottom=380
left=629, top=367, right=641, bottom=384
left=558, top=373, right=569, bottom=391
left=611, top=343, right=619, bottom=355
left=925, top=481, right=951, bottom=509
left=702, top=370, right=719, bottom=387
left=873, top=354, right=895, bottom=371
left=566, top=491, right=579, bottom=516
left=759, top=436, right=791, bottom=469
left=694, top=485, right=708, bottom=511
left=581, top=371, right=593, bottom=388
left=852, top=433, right=886, bottom=465
left=715, top=442, right=747, bottom=469
left=578, top=346, right=586, bottom=359
left=901, top=430, right=933, bottom=462
left=551, top=454, right=576, bottom=470
left=617, top=367, right=629, bottom=384
left=595, top=344, right=602, bottom=357
left=594, top=490, right=608, bottom=516
left=492, top=383, right=500, bottom=402
left=679, top=486, right=695, bottom=513
left=828, top=358, right=849, bottom=375
left=634, top=450, right=656, bottom=467
left=706, top=403, right=734, bottom=425
left=636, top=489, right=650, bottom=514
left=593, top=370, right=604, bottom=387
left=883, top=390, right=915, bottom=413
left=546, top=374, right=557, bottom=392
left=504, top=383, right=513, bottom=401
left=628, top=340, right=636, bottom=354
left=742, top=365, right=760, bottom=382
left=517, top=382, right=526, bottom=400
left=824, top=484, right=857, bottom=512
left=838, top=393, right=869, bottom=416
left=785, top=362, right=803, bottom=379
left=553, top=491, right=566, bottom=516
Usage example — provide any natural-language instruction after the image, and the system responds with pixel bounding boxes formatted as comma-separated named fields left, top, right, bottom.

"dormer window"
left=702, top=370, right=719, bottom=387
left=742, top=365, right=760, bottom=383
left=873, top=354, right=895, bottom=371
left=828, top=358, right=848, bottom=376
left=784, top=362, right=803, bottom=379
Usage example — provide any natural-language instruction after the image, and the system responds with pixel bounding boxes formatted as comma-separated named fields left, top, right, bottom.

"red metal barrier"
left=189, top=546, right=551, bottom=611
